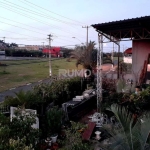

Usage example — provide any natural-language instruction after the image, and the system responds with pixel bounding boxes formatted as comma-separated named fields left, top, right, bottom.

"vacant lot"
left=0, top=58, right=81, bottom=92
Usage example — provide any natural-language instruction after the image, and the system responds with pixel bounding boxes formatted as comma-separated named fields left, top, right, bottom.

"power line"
left=0, top=28, right=47, bottom=39
left=2, top=1, right=82, bottom=26
left=1, top=0, right=87, bottom=38
left=0, top=27, right=77, bottom=43
left=0, top=21, right=46, bottom=35
left=0, top=16, right=46, bottom=32
left=0, top=5, right=86, bottom=38
left=18, top=0, right=85, bottom=26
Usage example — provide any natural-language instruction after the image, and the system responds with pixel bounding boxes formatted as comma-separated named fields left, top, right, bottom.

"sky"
left=0, top=0, right=150, bottom=52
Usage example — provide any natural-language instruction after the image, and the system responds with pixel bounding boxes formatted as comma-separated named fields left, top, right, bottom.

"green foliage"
left=10, top=108, right=40, bottom=146
left=0, top=113, right=10, bottom=149
left=128, top=86, right=150, bottom=111
left=70, top=41, right=97, bottom=70
left=5, top=49, right=42, bottom=57
left=0, top=109, right=40, bottom=150
left=46, top=106, right=64, bottom=136
left=3, top=90, right=39, bottom=109
left=32, top=77, right=82, bottom=106
left=9, top=138, right=34, bottom=150
left=59, top=121, right=91, bottom=150
left=116, top=79, right=126, bottom=93
left=99, top=104, right=150, bottom=150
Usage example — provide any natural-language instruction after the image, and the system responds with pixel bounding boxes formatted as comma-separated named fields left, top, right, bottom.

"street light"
left=72, top=37, right=82, bottom=43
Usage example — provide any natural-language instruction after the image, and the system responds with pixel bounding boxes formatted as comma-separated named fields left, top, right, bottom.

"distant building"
left=0, top=51, right=5, bottom=59
left=42, top=47, right=62, bottom=57
left=12, top=44, right=63, bottom=57
left=16, top=45, right=43, bottom=50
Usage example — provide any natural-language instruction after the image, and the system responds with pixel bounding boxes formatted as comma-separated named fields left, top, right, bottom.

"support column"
left=97, top=34, right=103, bottom=112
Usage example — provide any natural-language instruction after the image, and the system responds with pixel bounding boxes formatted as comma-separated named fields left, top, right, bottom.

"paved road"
left=0, top=56, right=45, bottom=60
left=0, top=78, right=55, bottom=102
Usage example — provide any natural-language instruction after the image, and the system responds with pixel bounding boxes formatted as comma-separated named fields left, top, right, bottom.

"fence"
left=0, top=105, right=9, bottom=114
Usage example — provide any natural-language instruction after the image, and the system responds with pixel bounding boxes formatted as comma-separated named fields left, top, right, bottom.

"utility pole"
left=3, top=37, right=6, bottom=59
left=47, top=34, right=53, bottom=77
left=82, top=26, right=91, bottom=47
left=42, top=42, right=44, bottom=48
left=3, top=37, right=5, bottom=43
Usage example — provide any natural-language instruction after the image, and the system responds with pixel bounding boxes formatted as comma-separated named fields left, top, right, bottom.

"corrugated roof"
left=91, top=16, right=150, bottom=39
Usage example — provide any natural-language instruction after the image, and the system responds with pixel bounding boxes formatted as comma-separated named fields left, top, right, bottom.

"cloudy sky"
left=0, top=0, right=150, bottom=52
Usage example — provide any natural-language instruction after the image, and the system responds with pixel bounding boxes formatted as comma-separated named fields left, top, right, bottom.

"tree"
left=70, top=41, right=97, bottom=71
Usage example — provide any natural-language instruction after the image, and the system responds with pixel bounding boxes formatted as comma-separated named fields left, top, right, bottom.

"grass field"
left=0, top=58, right=82, bottom=92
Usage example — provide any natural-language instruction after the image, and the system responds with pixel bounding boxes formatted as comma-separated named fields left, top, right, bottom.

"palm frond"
left=105, top=105, right=150, bottom=150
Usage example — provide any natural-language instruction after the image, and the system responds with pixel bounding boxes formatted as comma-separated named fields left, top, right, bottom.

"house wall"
left=123, top=56, right=132, bottom=63
left=132, top=39, right=150, bottom=81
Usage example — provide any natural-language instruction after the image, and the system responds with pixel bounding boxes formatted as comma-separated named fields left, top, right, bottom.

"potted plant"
left=46, top=106, right=63, bottom=143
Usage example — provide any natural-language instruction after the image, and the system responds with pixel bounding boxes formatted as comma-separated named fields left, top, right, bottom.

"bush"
left=0, top=109, right=40, bottom=150
left=59, top=121, right=91, bottom=150
left=46, top=106, right=64, bottom=136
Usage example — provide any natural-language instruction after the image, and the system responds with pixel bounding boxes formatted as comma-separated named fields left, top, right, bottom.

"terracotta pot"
left=52, top=143, right=59, bottom=150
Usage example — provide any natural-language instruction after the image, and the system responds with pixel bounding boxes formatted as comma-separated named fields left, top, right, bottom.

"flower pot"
left=52, top=143, right=59, bottom=149
left=51, top=135, right=58, bottom=143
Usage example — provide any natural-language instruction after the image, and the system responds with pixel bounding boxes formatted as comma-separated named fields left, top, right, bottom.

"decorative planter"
left=95, top=131, right=101, bottom=140
left=45, top=137, right=52, bottom=146
left=51, top=135, right=58, bottom=143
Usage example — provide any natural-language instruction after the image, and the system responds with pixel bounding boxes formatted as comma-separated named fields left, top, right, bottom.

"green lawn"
left=0, top=58, right=81, bottom=92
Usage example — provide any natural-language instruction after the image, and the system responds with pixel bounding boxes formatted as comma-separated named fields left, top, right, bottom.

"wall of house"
left=123, top=56, right=132, bottom=63
left=132, top=39, right=150, bottom=82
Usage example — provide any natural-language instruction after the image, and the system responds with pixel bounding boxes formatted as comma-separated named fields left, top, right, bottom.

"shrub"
left=46, top=106, right=64, bottom=136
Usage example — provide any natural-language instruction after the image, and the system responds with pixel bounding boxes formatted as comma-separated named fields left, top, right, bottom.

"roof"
left=92, top=16, right=150, bottom=39
left=124, top=48, right=132, bottom=54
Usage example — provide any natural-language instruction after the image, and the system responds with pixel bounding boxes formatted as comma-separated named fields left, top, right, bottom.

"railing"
left=139, top=53, right=150, bottom=85
left=0, top=105, right=10, bottom=114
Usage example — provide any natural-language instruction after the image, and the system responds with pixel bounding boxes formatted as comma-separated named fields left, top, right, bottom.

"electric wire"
left=0, top=1, right=92, bottom=44
left=0, top=27, right=79, bottom=44
left=0, top=5, right=86, bottom=38
left=19, top=0, right=85, bottom=26
left=2, top=1, right=82, bottom=26
left=0, top=28, right=47, bottom=39
left=1, top=0, right=88, bottom=38
left=0, top=16, right=84, bottom=39
left=0, top=21, right=48, bottom=36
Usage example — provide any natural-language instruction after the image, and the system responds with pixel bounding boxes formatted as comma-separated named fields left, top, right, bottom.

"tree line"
left=1, top=48, right=123, bottom=58
left=4, top=49, right=43, bottom=57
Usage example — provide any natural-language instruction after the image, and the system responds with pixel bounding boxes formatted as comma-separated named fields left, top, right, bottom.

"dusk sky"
left=0, top=0, right=150, bottom=52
